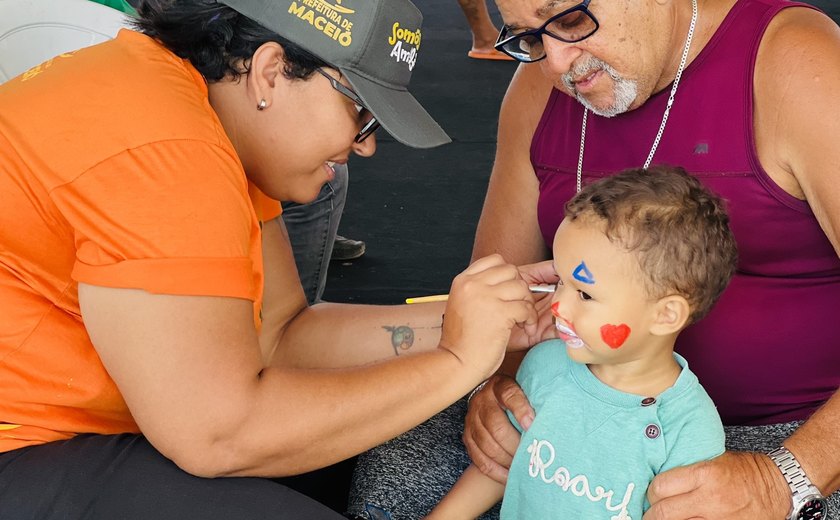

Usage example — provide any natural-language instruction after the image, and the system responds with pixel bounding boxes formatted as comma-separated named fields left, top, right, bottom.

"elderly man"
left=348, top=0, right=840, bottom=519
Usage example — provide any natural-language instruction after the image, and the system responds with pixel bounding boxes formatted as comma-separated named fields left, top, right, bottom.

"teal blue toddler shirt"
left=501, top=339, right=724, bottom=520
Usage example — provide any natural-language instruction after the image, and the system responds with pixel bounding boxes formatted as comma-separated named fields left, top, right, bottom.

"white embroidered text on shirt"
left=526, top=438, right=635, bottom=520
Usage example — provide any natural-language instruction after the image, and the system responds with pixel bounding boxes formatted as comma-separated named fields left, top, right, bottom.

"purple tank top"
left=531, top=0, right=839, bottom=425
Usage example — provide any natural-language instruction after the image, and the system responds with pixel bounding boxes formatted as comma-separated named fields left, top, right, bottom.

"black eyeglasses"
left=494, top=0, right=599, bottom=63
left=314, top=68, right=380, bottom=143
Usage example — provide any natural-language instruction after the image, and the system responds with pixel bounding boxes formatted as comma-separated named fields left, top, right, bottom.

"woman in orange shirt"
left=0, top=0, right=551, bottom=517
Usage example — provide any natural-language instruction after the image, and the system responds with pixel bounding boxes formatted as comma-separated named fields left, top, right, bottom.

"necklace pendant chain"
left=576, top=0, right=698, bottom=193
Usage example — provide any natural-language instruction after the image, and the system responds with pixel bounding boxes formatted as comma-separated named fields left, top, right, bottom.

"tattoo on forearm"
left=383, top=320, right=443, bottom=356
left=383, top=326, right=415, bottom=356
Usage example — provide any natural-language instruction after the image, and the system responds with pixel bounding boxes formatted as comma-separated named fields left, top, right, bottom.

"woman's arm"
left=79, top=242, right=535, bottom=479
left=260, top=217, right=522, bottom=369
left=259, top=217, right=449, bottom=368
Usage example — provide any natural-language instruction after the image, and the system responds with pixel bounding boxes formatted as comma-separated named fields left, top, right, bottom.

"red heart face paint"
left=551, top=302, right=560, bottom=317
left=600, top=323, right=631, bottom=349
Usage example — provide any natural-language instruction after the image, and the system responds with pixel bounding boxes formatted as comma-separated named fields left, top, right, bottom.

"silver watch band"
left=769, top=446, right=819, bottom=497
left=768, top=446, right=828, bottom=520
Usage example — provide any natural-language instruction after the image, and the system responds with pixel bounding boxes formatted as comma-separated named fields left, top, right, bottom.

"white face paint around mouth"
left=556, top=321, right=586, bottom=349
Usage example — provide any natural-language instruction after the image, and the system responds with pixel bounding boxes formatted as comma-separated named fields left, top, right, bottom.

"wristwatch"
left=767, top=446, right=828, bottom=520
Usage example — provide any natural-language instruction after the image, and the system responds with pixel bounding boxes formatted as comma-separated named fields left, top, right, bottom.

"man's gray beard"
left=562, top=56, right=638, bottom=118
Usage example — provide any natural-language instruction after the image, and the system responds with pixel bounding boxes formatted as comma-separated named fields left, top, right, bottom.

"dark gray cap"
left=218, top=0, right=451, bottom=148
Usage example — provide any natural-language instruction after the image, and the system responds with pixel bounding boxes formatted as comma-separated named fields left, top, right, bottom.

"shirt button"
left=645, top=424, right=661, bottom=439
left=641, top=397, right=656, bottom=407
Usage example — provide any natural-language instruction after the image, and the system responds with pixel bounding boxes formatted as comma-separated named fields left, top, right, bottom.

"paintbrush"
left=405, top=284, right=556, bottom=304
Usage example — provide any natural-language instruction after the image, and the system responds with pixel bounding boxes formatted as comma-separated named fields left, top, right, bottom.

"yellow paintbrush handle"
left=405, top=284, right=555, bottom=304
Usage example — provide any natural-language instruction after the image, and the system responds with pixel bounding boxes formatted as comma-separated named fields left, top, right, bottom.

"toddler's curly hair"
left=565, top=166, right=738, bottom=324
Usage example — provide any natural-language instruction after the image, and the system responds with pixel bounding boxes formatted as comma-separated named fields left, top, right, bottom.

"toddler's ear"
left=649, top=295, right=690, bottom=336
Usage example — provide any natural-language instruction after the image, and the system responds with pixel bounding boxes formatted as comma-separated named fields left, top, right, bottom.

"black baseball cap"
left=219, top=0, right=451, bottom=148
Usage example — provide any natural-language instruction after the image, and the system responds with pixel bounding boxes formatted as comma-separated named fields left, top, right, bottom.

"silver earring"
left=257, top=99, right=267, bottom=111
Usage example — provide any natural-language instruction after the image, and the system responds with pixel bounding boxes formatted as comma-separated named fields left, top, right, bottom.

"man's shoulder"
left=498, top=63, right=556, bottom=133
left=752, top=2, right=840, bottom=180
left=759, top=4, right=840, bottom=69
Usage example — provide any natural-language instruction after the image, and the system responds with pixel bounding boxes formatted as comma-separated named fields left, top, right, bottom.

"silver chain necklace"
left=576, top=0, right=698, bottom=192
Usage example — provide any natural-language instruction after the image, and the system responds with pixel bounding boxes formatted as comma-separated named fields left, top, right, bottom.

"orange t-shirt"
left=0, top=30, right=279, bottom=452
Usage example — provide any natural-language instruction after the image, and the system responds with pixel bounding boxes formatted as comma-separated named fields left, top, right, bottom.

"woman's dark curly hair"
left=132, top=0, right=327, bottom=81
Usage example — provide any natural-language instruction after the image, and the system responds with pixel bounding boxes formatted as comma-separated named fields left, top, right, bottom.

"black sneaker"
left=331, top=234, right=366, bottom=261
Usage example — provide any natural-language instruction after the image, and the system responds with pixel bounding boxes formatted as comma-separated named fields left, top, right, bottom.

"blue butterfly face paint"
left=572, top=261, right=595, bottom=285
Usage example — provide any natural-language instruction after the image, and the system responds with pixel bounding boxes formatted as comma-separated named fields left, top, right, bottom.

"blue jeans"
left=281, top=163, right=348, bottom=304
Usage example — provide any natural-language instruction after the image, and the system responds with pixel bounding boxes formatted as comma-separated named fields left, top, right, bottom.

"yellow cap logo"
left=288, top=0, right=355, bottom=47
